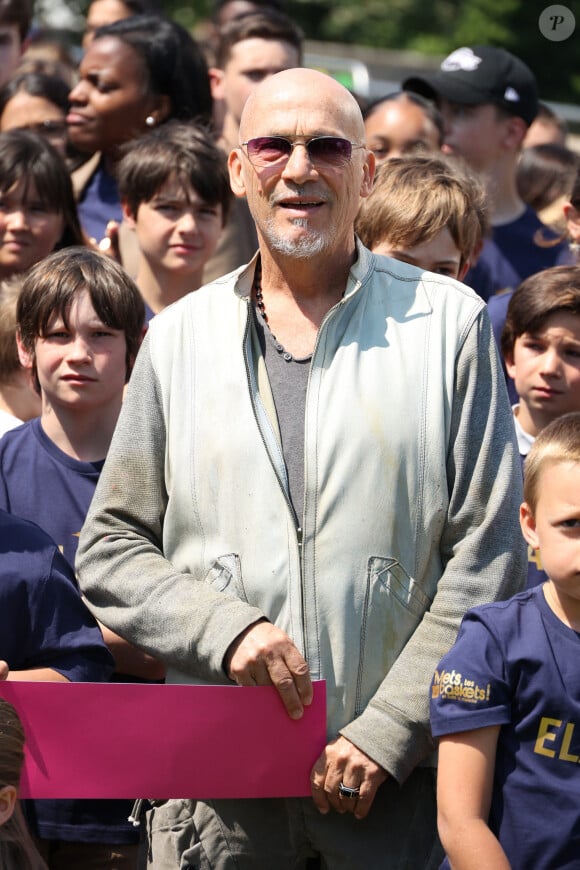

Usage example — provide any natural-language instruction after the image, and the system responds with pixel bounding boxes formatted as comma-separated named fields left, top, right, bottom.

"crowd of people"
left=0, top=0, right=579, bottom=868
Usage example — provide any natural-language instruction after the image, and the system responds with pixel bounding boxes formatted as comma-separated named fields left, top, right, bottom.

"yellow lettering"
left=534, top=717, right=561, bottom=757
left=559, top=723, right=579, bottom=763
left=528, top=545, right=543, bottom=570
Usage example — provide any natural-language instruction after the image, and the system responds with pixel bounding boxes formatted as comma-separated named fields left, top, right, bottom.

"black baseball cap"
left=403, top=45, right=538, bottom=126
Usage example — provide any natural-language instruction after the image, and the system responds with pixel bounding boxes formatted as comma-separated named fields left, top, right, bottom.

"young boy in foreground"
left=0, top=247, right=148, bottom=868
left=118, top=120, right=231, bottom=321
left=356, top=155, right=486, bottom=281
left=431, top=412, right=580, bottom=870
left=501, top=265, right=580, bottom=586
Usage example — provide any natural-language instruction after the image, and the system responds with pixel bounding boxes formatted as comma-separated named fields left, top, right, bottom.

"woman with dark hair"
left=68, top=14, right=213, bottom=252
left=0, top=72, right=69, bottom=157
left=0, top=130, right=85, bottom=281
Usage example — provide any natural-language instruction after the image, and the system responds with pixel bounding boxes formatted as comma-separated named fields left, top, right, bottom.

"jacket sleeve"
left=340, top=307, right=526, bottom=784
left=76, top=331, right=267, bottom=681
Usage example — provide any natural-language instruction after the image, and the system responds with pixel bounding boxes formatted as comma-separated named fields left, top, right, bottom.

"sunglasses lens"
left=308, top=137, right=352, bottom=165
left=246, top=137, right=291, bottom=165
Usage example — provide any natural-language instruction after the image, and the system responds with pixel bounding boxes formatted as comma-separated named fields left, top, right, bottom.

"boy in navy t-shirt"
left=0, top=508, right=113, bottom=682
left=118, top=120, right=232, bottom=321
left=431, top=412, right=580, bottom=870
left=0, top=247, right=156, bottom=867
left=500, top=265, right=580, bottom=588
left=404, top=45, right=566, bottom=301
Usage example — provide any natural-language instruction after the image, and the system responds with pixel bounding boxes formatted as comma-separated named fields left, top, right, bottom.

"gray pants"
left=142, top=769, right=443, bottom=869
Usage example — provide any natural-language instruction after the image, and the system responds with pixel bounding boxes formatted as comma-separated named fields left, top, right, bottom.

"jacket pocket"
left=204, top=554, right=247, bottom=601
left=355, top=556, right=432, bottom=716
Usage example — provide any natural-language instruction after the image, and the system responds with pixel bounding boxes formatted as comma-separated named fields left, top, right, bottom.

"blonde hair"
left=356, top=155, right=488, bottom=269
left=524, top=412, right=580, bottom=512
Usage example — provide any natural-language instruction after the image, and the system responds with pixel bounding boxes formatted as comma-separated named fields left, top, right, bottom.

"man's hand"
left=311, top=736, right=388, bottom=819
left=225, top=620, right=312, bottom=720
left=0, top=661, right=9, bottom=680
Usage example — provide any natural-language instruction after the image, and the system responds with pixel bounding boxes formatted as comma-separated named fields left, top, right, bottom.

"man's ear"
left=502, top=115, right=527, bottom=151
left=520, top=501, right=540, bottom=550
left=359, top=150, right=376, bottom=198
left=0, top=785, right=17, bottom=825
left=209, top=67, right=225, bottom=101
left=563, top=202, right=580, bottom=243
left=228, top=148, right=247, bottom=199
left=16, top=331, right=33, bottom=369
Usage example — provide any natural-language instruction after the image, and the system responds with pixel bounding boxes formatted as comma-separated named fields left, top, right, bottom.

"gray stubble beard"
left=261, top=217, right=332, bottom=258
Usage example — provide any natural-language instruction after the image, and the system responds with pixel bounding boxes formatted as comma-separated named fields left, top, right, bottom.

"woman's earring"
left=145, top=116, right=155, bottom=127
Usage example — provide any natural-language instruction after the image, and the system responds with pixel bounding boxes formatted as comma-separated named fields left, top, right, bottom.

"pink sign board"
left=0, top=681, right=326, bottom=799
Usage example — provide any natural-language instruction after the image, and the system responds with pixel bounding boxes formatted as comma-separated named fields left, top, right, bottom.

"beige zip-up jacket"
left=77, top=241, right=525, bottom=783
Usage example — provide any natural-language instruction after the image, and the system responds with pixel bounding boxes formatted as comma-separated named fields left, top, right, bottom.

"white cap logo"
left=504, top=86, right=520, bottom=102
left=441, top=47, right=483, bottom=72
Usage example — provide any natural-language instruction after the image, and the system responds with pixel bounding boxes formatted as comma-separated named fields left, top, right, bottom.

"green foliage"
left=66, top=0, right=580, bottom=104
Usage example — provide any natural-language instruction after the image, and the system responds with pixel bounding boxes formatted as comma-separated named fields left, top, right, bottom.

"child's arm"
left=437, top=725, right=510, bottom=870
left=0, top=660, right=69, bottom=681
left=97, top=624, right=166, bottom=681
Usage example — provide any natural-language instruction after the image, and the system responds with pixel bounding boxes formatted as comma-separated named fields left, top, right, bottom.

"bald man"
left=77, top=69, right=525, bottom=868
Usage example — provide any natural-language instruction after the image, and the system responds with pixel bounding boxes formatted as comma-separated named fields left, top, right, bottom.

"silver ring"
left=338, top=781, right=360, bottom=799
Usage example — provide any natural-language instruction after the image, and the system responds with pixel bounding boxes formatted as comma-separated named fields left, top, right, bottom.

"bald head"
left=239, top=68, right=365, bottom=144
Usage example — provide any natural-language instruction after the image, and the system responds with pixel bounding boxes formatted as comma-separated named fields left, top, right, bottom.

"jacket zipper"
left=242, top=281, right=360, bottom=661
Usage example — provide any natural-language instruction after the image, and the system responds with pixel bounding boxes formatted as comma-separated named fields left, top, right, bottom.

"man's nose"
left=281, top=143, right=317, bottom=183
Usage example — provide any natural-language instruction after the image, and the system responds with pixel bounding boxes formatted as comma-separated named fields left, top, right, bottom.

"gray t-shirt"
left=254, top=306, right=311, bottom=523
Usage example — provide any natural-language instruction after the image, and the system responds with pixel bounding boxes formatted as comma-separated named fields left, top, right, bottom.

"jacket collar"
left=233, top=236, right=374, bottom=302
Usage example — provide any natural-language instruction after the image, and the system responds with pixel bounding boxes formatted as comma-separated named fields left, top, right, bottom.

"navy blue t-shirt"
left=0, top=509, right=113, bottom=680
left=465, top=206, right=567, bottom=301
left=77, top=158, right=123, bottom=244
left=0, top=418, right=103, bottom=566
left=431, top=586, right=580, bottom=869
left=0, top=419, right=139, bottom=844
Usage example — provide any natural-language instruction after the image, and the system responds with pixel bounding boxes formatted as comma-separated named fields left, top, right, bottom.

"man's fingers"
left=266, top=654, right=308, bottom=719
left=310, top=755, right=331, bottom=814
left=284, top=649, right=313, bottom=706
left=353, top=781, right=376, bottom=820
left=310, top=737, right=388, bottom=818
left=0, top=660, right=9, bottom=680
left=225, top=621, right=312, bottom=719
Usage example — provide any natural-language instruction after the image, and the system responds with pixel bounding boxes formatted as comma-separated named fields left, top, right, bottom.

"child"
left=0, top=130, right=85, bottom=282
left=430, top=412, right=580, bottom=870
left=0, top=0, right=32, bottom=89
left=0, top=247, right=147, bottom=868
left=1, top=247, right=143, bottom=560
left=562, top=164, right=580, bottom=263
left=355, top=155, right=487, bottom=281
left=0, top=697, right=47, bottom=869
left=501, top=265, right=580, bottom=586
left=117, top=120, right=232, bottom=320
left=363, top=91, right=443, bottom=165
left=404, top=46, right=567, bottom=300
left=0, top=278, right=40, bottom=435
left=0, top=510, right=114, bottom=869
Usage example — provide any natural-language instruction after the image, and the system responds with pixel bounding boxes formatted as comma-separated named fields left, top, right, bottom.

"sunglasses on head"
left=241, top=136, right=365, bottom=168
